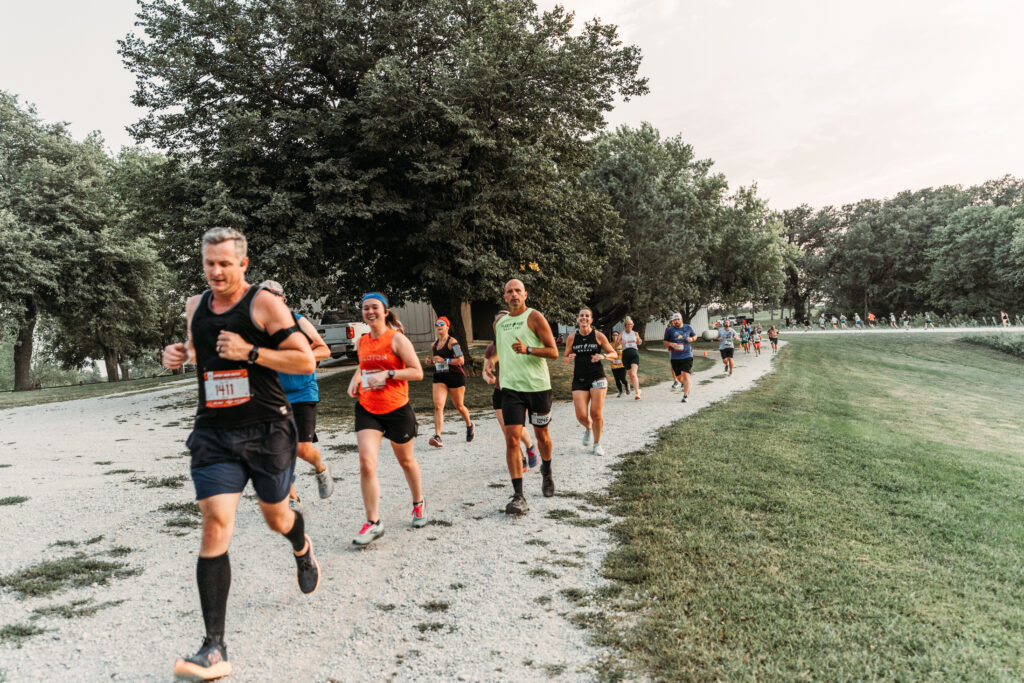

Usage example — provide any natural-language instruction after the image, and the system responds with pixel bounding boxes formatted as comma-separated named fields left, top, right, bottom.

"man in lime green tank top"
left=495, top=279, right=559, bottom=514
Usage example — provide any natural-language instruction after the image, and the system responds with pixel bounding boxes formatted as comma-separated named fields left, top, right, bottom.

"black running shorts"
left=354, top=402, right=418, bottom=444
left=491, top=387, right=504, bottom=411
left=571, top=376, right=608, bottom=392
left=621, top=348, right=640, bottom=370
left=188, top=419, right=297, bottom=503
left=291, top=402, right=319, bottom=443
left=720, top=348, right=734, bottom=359
left=501, top=389, right=553, bottom=427
left=670, top=358, right=693, bottom=375
left=432, top=372, right=466, bottom=388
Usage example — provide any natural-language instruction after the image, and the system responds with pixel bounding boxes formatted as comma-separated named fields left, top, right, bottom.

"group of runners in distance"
left=160, top=228, right=765, bottom=680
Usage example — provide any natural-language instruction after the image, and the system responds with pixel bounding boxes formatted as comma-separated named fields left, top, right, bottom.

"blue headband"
left=361, top=292, right=389, bottom=308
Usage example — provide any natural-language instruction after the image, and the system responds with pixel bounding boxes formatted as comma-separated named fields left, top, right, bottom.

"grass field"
left=586, top=333, right=1024, bottom=681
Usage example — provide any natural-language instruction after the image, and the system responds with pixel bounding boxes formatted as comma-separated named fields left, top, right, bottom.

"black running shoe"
left=505, top=494, right=529, bottom=515
left=294, top=534, right=320, bottom=595
left=466, top=423, right=475, bottom=442
left=541, top=472, right=555, bottom=497
left=173, top=637, right=231, bottom=681
left=681, top=395, right=687, bottom=403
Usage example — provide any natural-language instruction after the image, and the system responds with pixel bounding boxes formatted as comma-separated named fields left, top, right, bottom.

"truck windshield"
left=320, top=311, right=347, bottom=325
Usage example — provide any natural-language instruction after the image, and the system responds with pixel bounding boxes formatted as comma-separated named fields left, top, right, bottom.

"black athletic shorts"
left=501, top=389, right=553, bottom=427
left=720, top=348, right=734, bottom=359
left=671, top=358, right=694, bottom=375
left=354, top=402, right=418, bottom=444
left=571, top=376, right=608, bottom=392
left=432, top=372, right=466, bottom=389
left=291, top=402, right=319, bottom=443
left=621, top=348, right=640, bottom=370
left=187, top=419, right=297, bottom=504
left=491, top=387, right=504, bottom=411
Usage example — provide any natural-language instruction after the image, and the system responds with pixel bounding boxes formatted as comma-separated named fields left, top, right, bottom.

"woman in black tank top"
left=563, top=308, right=617, bottom=456
left=423, top=316, right=473, bottom=448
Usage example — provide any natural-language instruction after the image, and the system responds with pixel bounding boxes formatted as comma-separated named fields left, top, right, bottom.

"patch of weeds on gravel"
left=0, top=463, right=11, bottom=468
left=422, top=600, right=449, bottom=613
left=133, top=474, right=188, bottom=489
left=414, top=621, right=445, bottom=633
left=0, top=623, right=48, bottom=647
left=329, top=444, right=358, bottom=454
left=545, top=557, right=583, bottom=568
left=449, top=583, right=465, bottom=590
left=426, top=519, right=452, bottom=527
left=376, top=603, right=396, bottom=612
left=523, top=658, right=534, bottom=666
left=31, top=598, right=125, bottom=620
left=544, top=509, right=610, bottom=528
left=0, top=496, right=28, bottom=506
left=488, top=482, right=505, bottom=489
left=0, top=554, right=140, bottom=598
left=534, top=595, right=552, bottom=605
left=159, top=501, right=200, bottom=517
left=544, top=664, right=567, bottom=676
left=568, top=610, right=609, bottom=630
left=164, top=516, right=200, bottom=529
left=93, top=460, right=113, bottom=465
left=528, top=567, right=558, bottom=579
left=560, top=588, right=587, bottom=604
left=104, top=469, right=135, bottom=475
left=525, top=538, right=549, bottom=546
left=699, top=379, right=714, bottom=385
left=84, top=535, right=103, bottom=545
left=50, top=540, right=79, bottom=548
left=555, top=490, right=587, bottom=499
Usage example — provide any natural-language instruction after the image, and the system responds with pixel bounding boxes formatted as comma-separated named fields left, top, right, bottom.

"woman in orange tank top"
left=346, top=292, right=425, bottom=546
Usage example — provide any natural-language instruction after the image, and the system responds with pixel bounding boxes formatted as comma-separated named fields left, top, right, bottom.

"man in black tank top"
left=161, top=228, right=320, bottom=681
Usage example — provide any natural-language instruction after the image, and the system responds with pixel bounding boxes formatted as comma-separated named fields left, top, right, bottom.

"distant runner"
left=924, top=312, right=934, bottom=329
left=767, top=325, right=779, bottom=354
left=867, top=312, right=876, bottom=328
left=752, top=329, right=762, bottom=356
left=609, top=331, right=628, bottom=397
left=1002, top=310, right=1010, bottom=327
left=620, top=317, right=643, bottom=400
left=425, top=316, right=474, bottom=448
left=662, top=312, right=696, bottom=403
left=347, top=293, right=427, bottom=546
left=902, top=310, right=911, bottom=330
left=162, top=228, right=320, bottom=681
left=718, top=319, right=737, bottom=376
left=495, top=279, right=558, bottom=514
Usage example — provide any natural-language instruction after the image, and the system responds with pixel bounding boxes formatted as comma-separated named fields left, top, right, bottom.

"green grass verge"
left=962, top=332, right=1024, bottom=358
left=593, top=333, right=1024, bottom=681
left=317, top=348, right=713, bottom=430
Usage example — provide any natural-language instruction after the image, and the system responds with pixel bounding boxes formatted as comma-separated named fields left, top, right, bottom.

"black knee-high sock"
left=197, top=553, right=230, bottom=643
left=512, top=477, right=523, bottom=496
left=283, top=510, right=306, bottom=552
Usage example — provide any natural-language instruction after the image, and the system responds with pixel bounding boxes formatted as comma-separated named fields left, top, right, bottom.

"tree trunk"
left=429, top=294, right=476, bottom=375
left=120, top=363, right=130, bottom=381
left=680, top=302, right=703, bottom=325
left=103, top=346, right=120, bottom=382
left=12, top=301, right=37, bottom=392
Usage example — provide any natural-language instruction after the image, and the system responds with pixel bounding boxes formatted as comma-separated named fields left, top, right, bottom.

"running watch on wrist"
left=387, top=369, right=395, bottom=379
left=248, top=346, right=259, bottom=365
left=525, top=346, right=531, bottom=355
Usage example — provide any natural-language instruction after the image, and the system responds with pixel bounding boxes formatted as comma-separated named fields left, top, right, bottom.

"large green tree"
left=120, top=0, right=647, bottom=354
left=0, top=94, right=111, bottom=390
left=582, top=123, right=728, bottom=329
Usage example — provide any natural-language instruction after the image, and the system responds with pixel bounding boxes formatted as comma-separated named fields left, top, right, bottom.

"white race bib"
left=434, top=361, right=450, bottom=373
left=204, top=369, right=251, bottom=408
left=591, top=378, right=608, bottom=389
left=361, top=369, right=386, bottom=391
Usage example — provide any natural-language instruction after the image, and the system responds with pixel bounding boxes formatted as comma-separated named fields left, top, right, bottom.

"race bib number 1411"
left=204, top=369, right=252, bottom=408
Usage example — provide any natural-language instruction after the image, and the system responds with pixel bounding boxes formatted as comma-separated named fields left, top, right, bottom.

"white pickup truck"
left=315, top=310, right=370, bottom=360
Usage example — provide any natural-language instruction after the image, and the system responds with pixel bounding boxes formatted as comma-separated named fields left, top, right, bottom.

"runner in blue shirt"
left=662, top=313, right=696, bottom=403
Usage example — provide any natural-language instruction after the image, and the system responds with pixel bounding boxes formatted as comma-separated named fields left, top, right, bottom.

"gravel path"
left=0, top=345, right=782, bottom=681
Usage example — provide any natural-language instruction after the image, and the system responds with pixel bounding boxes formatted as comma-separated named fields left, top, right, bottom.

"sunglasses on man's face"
left=435, top=322, right=446, bottom=327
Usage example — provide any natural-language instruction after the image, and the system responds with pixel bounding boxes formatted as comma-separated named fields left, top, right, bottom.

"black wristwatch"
left=387, top=369, right=396, bottom=380
left=525, top=346, right=532, bottom=355
left=248, top=346, right=259, bottom=365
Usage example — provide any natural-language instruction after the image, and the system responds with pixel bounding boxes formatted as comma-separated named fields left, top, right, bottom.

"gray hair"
left=202, top=227, right=247, bottom=261
left=259, top=280, right=285, bottom=297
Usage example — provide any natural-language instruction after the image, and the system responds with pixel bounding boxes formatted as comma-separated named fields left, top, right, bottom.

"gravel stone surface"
left=0, top=345, right=780, bottom=681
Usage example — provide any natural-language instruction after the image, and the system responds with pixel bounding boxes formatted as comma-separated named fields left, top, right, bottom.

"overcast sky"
left=3, top=0, right=1022, bottom=210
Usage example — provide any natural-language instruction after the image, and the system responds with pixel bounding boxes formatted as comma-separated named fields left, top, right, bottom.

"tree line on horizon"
left=2, top=0, right=1019, bottom=391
